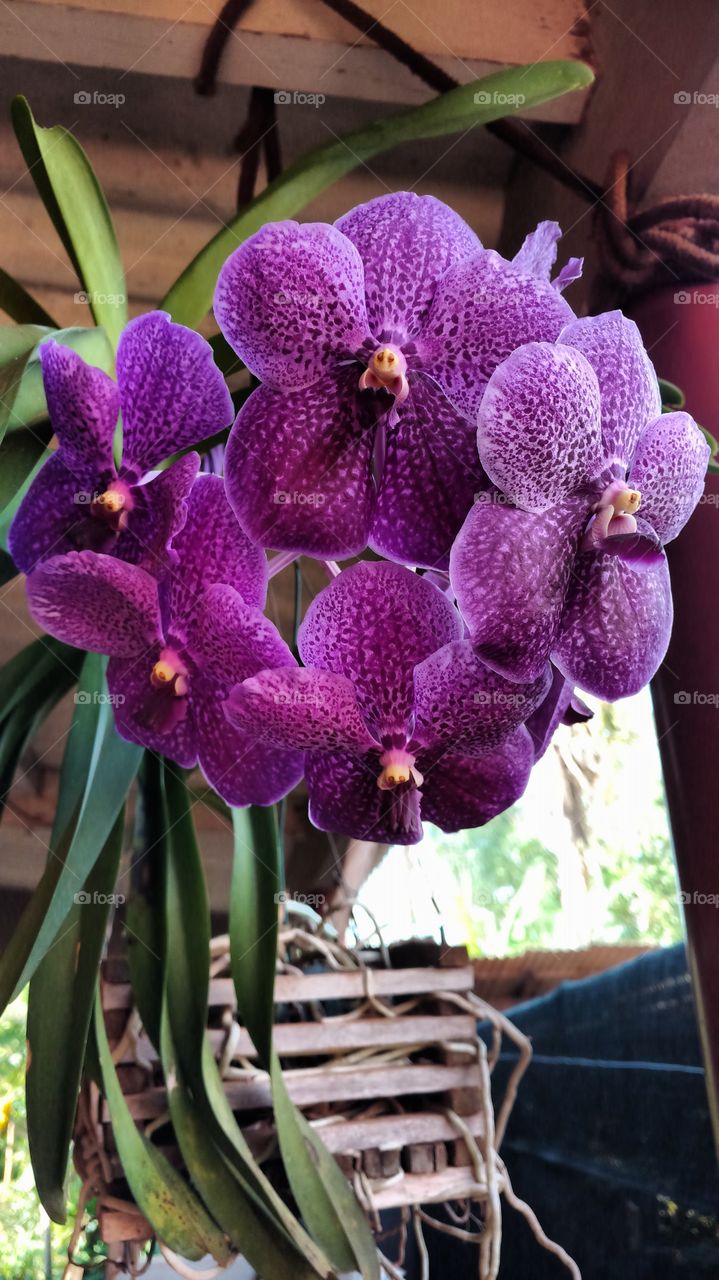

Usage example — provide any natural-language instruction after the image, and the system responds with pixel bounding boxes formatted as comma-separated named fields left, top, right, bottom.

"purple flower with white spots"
left=450, top=312, right=710, bottom=700
left=214, top=193, right=580, bottom=570
left=225, top=561, right=550, bottom=843
left=9, top=312, right=232, bottom=578
left=25, top=475, right=303, bottom=807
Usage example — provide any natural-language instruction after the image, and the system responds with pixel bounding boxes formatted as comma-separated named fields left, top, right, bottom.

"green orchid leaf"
left=0, top=325, right=51, bottom=444
left=230, top=803, right=378, bottom=1277
left=0, top=267, right=57, bottom=326
left=94, top=994, right=229, bottom=1263
left=163, top=60, right=593, bottom=328
left=26, top=809, right=125, bottom=1223
left=0, top=653, right=141, bottom=1011
left=657, top=377, right=685, bottom=409
left=0, top=420, right=53, bottom=522
left=12, top=96, right=127, bottom=347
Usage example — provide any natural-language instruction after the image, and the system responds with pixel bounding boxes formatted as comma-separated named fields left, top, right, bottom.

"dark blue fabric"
left=420, top=945, right=719, bottom=1277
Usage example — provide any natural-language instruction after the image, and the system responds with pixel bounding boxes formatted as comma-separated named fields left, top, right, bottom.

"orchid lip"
left=90, top=479, right=134, bottom=533
left=151, top=646, right=189, bottom=697
left=377, top=745, right=423, bottom=791
left=582, top=481, right=643, bottom=552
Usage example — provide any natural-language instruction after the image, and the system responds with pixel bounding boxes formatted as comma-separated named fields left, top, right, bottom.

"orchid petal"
left=27, top=551, right=162, bottom=657
left=117, top=311, right=233, bottom=473
left=298, top=561, right=462, bottom=738
left=413, top=248, right=574, bottom=422
left=193, top=672, right=304, bottom=807
left=306, top=747, right=423, bottom=845
left=450, top=493, right=585, bottom=682
left=226, top=667, right=377, bottom=752
left=116, top=453, right=199, bottom=575
left=169, top=475, right=269, bottom=626
left=560, top=312, right=661, bottom=468
left=629, top=411, right=710, bottom=543
left=524, top=665, right=577, bottom=761
left=39, top=340, right=118, bottom=479
left=224, top=372, right=376, bottom=560
left=413, top=640, right=551, bottom=755
left=420, top=727, right=534, bottom=833
left=185, top=583, right=296, bottom=684
left=370, top=373, right=484, bottom=570
left=336, top=192, right=481, bottom=343
left=9, top=453, right=96, bottom=574
left=107, top=654, right=198, bottom=767
left=552, top=550, right=673, bottom=700
left=214, top=221, right=370, bottom=390
left=477, top=342, right=603, bottom=512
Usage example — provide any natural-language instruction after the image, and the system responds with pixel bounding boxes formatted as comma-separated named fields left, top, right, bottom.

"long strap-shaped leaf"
left=163, top=61, right=593, bottom=328
left=230, top=807, right=380, bottom=1279
left=0, top=653, right=141, bottom=1011
left=0, top=324, right=51, bottom=444
left=12, top=97, right=127, bottom=348
left=159, top=762, right=331, bottom=1277
left=26, top=808, right=125, bottom=1223
left=94, top=993, right=231, bottom=1264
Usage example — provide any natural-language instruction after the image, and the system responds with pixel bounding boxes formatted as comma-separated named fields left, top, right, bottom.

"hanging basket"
left=73, top=933, right=578, bottom=1278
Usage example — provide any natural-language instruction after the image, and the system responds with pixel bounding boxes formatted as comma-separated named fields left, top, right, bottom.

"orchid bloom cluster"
left=17, top=193, right=708, bottom=844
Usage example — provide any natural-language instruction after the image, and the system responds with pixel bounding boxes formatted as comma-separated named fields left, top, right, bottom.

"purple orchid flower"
left=9, top=312, right=233, bottom=578
left=224, top=561, right=551, bottom=844
left=213, top=193, right=581, bottom=570
left=25, top=475, right=303, bottom=806
left=450, top=312, right=710, bottom=701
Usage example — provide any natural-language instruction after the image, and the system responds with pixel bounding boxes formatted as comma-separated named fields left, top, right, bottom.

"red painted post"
left=631, top=282, right=719, bottom=1137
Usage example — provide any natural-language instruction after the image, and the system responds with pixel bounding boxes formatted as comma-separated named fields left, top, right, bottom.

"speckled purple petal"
left=39, top=340, right=118, bottom=478
left=477, top=342, right=602, bottom=512
left=298, top=561, right=462, bottom=738
left=306, top=747, right=423, bottom=845
left=523, top=664, right=576, bottom=761
left=192, top=671, right=304, bottom=807
left=560, top=312, right=661, bottom=468
left=590, top=516, right=664, bottom=567
left=419, top=727, right=534, bottom=833
left=370, top=373, right=484, bottom=570
left=511, top=221, right=563, bottom=280
left=552, top=550, right=673, bottom=700
left=224, top=372, right=377, bottom=560
left=413, top=249, right=575, bottom=422
left=169, top=475, right=268, bottom=627
left=336, top=193, right=482, bottom=343
left=27, top=551, right=162, bottom=656
left=107, top=654, right=198, bottom=768
left=554, top=257, right=583, bottom=293
left=214, top=221, right=370, bottom=390
left=116, top=453, right=200, bottom=575
left=629, top=411, right=710, bottom=543
left=450, top=493, right=585, bottom=682
left=185, top=583, right=295, bottom=685
left=226, top=667, right=377, bottom=751
left=117, top=312, right=233, bottom=473
left=413, top=640, right=551, bottom=756
left=9, top=453, right=96, bottom=574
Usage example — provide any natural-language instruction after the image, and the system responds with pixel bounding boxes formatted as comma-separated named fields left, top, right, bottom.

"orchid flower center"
left=150, top=647, right=189, bottom=698
left=359, top=345, right=409, bottom=404
left=583, top=480, right=642, bottom=551
left=377, top=746, right=423, bottom=791
left=90, top=481, right=133, bottom=533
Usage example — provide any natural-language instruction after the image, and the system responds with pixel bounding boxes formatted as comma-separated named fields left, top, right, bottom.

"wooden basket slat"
left=102, top=964, right=475, bottom=1012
